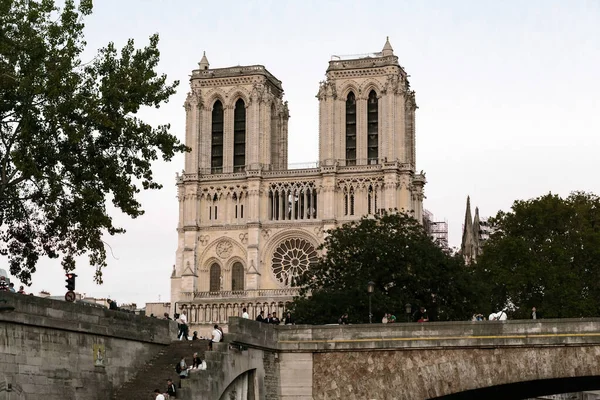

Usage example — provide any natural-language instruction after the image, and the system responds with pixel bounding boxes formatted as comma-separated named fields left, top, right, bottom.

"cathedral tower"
left=317, top=38, right=416, bottom=169
left=171, top=40, right=426, bottom=333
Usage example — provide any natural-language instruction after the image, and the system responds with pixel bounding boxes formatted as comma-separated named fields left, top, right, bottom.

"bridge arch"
left=220, top=369, right=257, bottom=400
left=433, top=376, right=600, bottom=400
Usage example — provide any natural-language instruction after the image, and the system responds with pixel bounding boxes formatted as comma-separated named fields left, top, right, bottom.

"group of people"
left=254, top=309, right=295, bottom=325
left=472, top=307, right=542, bottom=321
left=382, top=313, right=397, bottom=323
left=0, top=277, right=26, bottom=294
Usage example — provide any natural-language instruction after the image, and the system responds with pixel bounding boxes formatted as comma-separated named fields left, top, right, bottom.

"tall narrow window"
left=209, top=263, right=221, bottom=292
left=344, top=188, right=349, bottom=216
left=345, top=92, right=357, bottom=166
left=233, top=99, right=246, bottom=172
left=211, top=100, right=224, bottom=173
left=367, top=90, right=378, bottom=163
left=232, top=262, right=244, bottom=291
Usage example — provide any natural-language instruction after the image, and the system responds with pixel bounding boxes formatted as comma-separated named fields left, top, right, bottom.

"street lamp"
left=367, top=281, right=375, bottom=324
left=405, top=303, right=412, bottom=322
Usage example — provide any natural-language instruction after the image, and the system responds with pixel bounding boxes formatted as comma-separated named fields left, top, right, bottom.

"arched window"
left=345, top=92, right=357, bottom=166
left=209, top=263, right=221, bottom=292
left=211, top=100, right=224, bottom=174
left=232, top=262, right=244, bottom=291
left=367, top=90, right=378, bottom=163
left=233, top=99, right=246, bottom=172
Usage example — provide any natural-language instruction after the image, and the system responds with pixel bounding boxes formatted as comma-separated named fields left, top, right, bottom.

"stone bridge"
left=0, top=291, right=176, bottom=400
left=182, top=317, right=600, bottom=400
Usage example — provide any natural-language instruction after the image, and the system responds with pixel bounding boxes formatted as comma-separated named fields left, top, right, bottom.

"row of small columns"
left=178, top=301, right=292, bottom=324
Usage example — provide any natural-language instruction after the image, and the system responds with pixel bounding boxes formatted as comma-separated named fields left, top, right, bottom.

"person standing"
left=242, top=307, right=249, bottom=319
left=179, top=310, right=190, bottom=340
left=284, top=312, right=294, bottom=325
left=270, top=312, right=280, bottom=325
left=153, top=389, right=165, bottom=400
left=531, top=307, right=542, bottom=319
left=256, top=310, right=265, bottom=322
left=209, top=324, right=222, bottom=350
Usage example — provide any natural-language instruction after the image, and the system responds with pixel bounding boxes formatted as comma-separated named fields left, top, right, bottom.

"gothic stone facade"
left=171, top=39, right=426, bottom=331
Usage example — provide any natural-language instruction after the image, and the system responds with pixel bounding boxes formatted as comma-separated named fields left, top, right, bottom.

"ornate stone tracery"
left=271, top=238, right=318, bottom=287
left=216, top=240, right=233, bottom=259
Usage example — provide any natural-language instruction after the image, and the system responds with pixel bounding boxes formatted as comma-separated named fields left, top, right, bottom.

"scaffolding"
left=423, top=210, right=449, bottom=249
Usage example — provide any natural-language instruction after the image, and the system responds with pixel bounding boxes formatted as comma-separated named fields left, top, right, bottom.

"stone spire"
left=473, top=207, right=481, bottom=257
left=198, top=51, right=210, bottom=70
left=382, top=36, right=394, bottom=56
left=461, top=196, right=475, bottom=262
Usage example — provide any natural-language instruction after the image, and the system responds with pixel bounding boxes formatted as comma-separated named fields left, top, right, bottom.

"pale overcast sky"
left=5, top=0, right=600, bottom=306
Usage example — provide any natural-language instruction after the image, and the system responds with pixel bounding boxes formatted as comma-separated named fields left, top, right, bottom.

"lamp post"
left=405, top=303, right=412, bottom=322
left=367, top=281, right=375, bottom=324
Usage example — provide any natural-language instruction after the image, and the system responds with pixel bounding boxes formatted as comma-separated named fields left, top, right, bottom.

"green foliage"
left=0, top=0, right=187, bottom=283
left=475, top=192, right=600, bottom=318
left=288, top=212, right=475, bottom=324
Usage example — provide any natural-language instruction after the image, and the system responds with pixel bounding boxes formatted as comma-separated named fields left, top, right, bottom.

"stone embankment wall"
left=0, top=291, right=176, bottom=400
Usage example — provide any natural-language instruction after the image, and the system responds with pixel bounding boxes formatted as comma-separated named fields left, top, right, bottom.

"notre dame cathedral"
left=171, top=38, right=426, bottom=331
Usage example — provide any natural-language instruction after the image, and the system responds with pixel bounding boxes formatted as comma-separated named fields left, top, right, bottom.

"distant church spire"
left=199, top=51, right=210, bottom=70
left=461, top=196, right=475, bottom=262
left=382, top=36, right=394, bottom=56
left=473, top=207, right=481, bottom=257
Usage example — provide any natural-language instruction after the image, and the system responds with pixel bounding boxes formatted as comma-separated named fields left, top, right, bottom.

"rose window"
left=271, top=238, right=318, bottom=287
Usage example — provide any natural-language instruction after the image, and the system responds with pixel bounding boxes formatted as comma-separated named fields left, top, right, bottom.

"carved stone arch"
left=339, top=81, right=361, bottom=99
left=200, top=256, right=221, bottom=273
left=205, top=90, right=227, bottom=110
left=360, top=80, right=384, bottom=98
left=226, top=256, right=246, bottom=272
left=228, top=256, right=246, bottom=291
left=227, top=91, right=250, bottom=109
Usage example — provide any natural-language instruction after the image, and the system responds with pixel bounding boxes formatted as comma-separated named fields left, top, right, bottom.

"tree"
left=288, top=212, right=476, bottom=324
left=0, top=0, right=187, bottom=284
left=475, top=192, right=600, bottom=318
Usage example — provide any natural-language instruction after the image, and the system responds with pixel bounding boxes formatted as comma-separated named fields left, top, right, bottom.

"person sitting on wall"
left=413, top=307, right=429, bottom=322
left=192, top=331, right=199, bottom=340
left=153, top=389, right=165, bottom=400
left=177, top=356, right=189, bottom=379
left=107, top=299, right=119, bottom=310
left=166, top=379, right=176, bottom=398
left=192, top=352, right=203, bottom=369
left=338, top=313, right=349, bottom=325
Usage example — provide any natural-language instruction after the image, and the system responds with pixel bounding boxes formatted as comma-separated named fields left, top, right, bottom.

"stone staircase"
left=113, top=340, right=208, bottom=400
left=178, top=341, right=236, bottom=399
